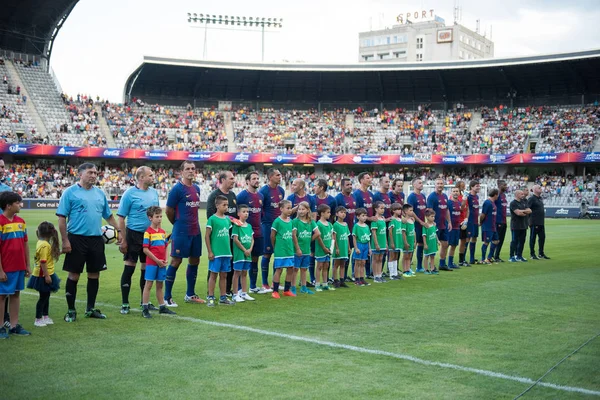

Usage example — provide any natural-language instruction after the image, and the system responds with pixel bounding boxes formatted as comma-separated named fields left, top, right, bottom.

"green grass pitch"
left=2, top=210, right=600, bottom=399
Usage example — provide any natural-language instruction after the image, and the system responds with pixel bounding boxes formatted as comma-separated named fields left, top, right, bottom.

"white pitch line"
left=21, top=291, right=600, bottom=396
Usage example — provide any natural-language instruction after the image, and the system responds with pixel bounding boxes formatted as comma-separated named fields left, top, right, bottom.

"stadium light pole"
left=187, top=13, right=283, bottom=62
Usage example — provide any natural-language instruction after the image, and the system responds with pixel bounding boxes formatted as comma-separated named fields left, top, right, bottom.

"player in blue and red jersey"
left=287, top=178, right=316, bottom=217
left=389, top=178, right=405, bottom=207
left=465, top=180, right=481, bottom=264
left=353, top=172, right=375, bottom=222
left=447, top=187, right=466, bottom=269
left=373, top=175, right=393, bottom=221
left=163, top=161, right=202, bottom=307
left=353, top=172, right=375, bottom=277
left=480, top=188, right=499, bottom=264
left=236, top=172, right=266, bottom=294
left=456, top=181, right=469, bottom=267
left=310, top=178, right=337, bottom=283
left=312, top=179, right=337, bottom=222
left=335, top=178, right=357, bottom=281
left=258, top=168, right=285, bottom=291
left=406, top=178, right=427, bottom=273
left=427, top=178, right=453, bottom=271
left=493, top=180, right=509, bottom=262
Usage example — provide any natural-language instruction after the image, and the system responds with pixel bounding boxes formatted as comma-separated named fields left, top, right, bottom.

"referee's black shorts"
left=123, top=228, right=147, bottom=264
left=63, top=234, right=107, bottom=274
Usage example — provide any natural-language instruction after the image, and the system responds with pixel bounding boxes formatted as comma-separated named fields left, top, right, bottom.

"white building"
left=358, top=17, right=494, bottom=63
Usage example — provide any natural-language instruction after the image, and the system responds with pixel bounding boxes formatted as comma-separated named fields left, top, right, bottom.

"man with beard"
left=528, top=185, right=550, bottom=260
left=335, top=178, right=357, bottom=281
left=206, top=171, right=238, bottom=297
left=465, top=180, right=481, bottom=265
left=493, top=180, right=509, bottom=262
left=258, top=169, right=285, bottom=290
left=353, top=172, right=375, bottom=278
left=236, top=172, right=269, bottom=294
left=389, top=178, right=405, bottom=207
left=509, top=189, right=531, bottom=262
left=406, top=178, right=427, bottom=273
left=427, top=178, right=453, bottom=271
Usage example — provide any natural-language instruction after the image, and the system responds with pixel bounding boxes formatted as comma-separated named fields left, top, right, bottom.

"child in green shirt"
left=401, top=204, right=416, bottom=278
left=423, top=209, right=442, bottom=275
left=292, top=201, right=319, bottom=295
left=270, top=200, right=295, bottom=298
left=205, top=196, right=234, bottom=306
left=371, top=201, right=387, bottom=283
left=232, top=204, right=255, bottom=303
left=315, top=204, right=335, bottom=291
left=387, top=203, right=404, bottom=280
left=332, top=206, right=351, bottom=288
left=351, top=208, right=371, bottom=286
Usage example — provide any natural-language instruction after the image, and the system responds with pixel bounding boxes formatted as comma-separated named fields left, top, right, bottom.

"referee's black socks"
left=120, top=265, right=135, bottom=304
left=65, top=278, right=78, bottom=310
left=87, top=278, right=99, bottom=311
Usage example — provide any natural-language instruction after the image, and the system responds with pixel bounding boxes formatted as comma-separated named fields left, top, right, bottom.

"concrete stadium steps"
left=96, top=103, right=116, bottom=147
left=4, top=60, right=48, bottom=138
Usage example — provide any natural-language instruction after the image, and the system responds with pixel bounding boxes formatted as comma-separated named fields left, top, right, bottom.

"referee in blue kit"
left=57, top=163, right=121, bottom=323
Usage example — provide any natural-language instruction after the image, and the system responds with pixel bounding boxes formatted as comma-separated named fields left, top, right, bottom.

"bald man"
left=287, top=178, right=316, bottom=217
left=508, top=189, right=531, bottom=262
left=117, top=166, right=160, bottom=314
left=527, top=185, right=549, bottom=260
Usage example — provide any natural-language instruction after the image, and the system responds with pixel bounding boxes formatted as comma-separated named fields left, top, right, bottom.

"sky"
left=50, top=0, right=600, bottom=102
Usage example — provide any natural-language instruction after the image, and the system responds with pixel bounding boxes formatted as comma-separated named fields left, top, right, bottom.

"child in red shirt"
left=0, top=191, right=31, bottom=338
left=141, top=206, right=176, bottom=319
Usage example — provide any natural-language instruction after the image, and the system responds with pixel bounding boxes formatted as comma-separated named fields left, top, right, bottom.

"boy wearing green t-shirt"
left=423, top=209, right=441, bottom=275
left=387, top=203, right=404, bottom=281
left=270, top=200, right=295, bottom=299
left=315, top=204, right=335, bottom=292
left=352, top=208, right=371, bottom=286
left=371, top=202, right=388, bottom=283
left=332, top=206, right=351, bottom=288
left=292, top=201, right=319, bottom=295
left=401, top=204, right=416, bottom=278
left=232, top=204, right=255, bottom=303
left=205, top=196, right=234, bottom=306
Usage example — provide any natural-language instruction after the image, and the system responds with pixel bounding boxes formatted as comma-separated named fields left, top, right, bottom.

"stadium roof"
left=0, top=0, right=79, bottom=61
left=125, top=49, right=600, bottom=108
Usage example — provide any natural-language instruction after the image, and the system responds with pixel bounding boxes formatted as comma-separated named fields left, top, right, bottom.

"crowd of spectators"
left=1, top=56, right=34, bottom=143
left=350, top=105, right=471, bottom=155
left=102, top=99, right=228, bottom=152
left=4, top=159, right=598, bottom=209
left=470, top=105, right=600, bottom=154
left=233, top=107, right=347, bottom=154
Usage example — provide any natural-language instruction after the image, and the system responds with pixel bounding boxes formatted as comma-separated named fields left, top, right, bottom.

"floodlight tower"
left=187, top=13, right=283, bottom=62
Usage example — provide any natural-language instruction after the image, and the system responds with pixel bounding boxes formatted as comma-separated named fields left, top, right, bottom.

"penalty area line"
left=21, top=291, right=600, bottom=397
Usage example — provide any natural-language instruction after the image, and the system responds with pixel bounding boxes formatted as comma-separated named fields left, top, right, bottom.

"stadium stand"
left=103, top=101, right=228, bottom=151
left=351, top=106, right=471, bottom=154
left=232, top=107, right=347, bottom=154
left=470, top=105, right=600, bottom=155
left=0, top=58, right=37, bottom=143
left=14, top=62, right=76, bottom=144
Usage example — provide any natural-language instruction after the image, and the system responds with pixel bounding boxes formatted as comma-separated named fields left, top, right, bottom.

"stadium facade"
left=124, top=50, right=600, bottom=111
left=358, top=18, right=494, bottom=63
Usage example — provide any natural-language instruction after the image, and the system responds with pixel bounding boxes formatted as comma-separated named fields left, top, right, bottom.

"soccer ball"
left=101, top=225, right=117, bottom=244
